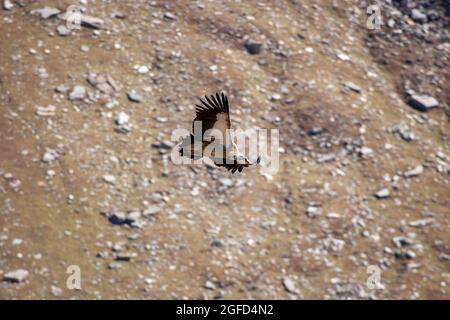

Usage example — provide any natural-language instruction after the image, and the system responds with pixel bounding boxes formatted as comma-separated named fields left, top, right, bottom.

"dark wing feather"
left=193, top=92, right=231, bottom=141
left=215, top=157, right=250, bottom=174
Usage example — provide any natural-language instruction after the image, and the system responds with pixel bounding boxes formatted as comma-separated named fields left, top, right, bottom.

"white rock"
left=102, top=174, right=116, bottom=184
left=282, top=277, right=298, bottom=294
left=115, top=112, right=129, bottom=126
left=3, top=269, right=29, bottom=283
left=408, top=95, right=439, bottom=112
left=42, top=151, right=56, bottom=163
left=56, top=25, right=71, bottom=36
left=219, top=178, right=233, bottom=187
left=411, top=9, right=427, bottom=23
left=126, top=211, right=141, bottom=222
left=409, top=218, right=434, bottom=228
left=3, top=0, right=13, bottom=10
left=337, top=52, right=350, bottom=61
left=343, top=81, right=361, bottom=93
left=81, top=15, right=104, bottom=29
left=51, top=285, right=63, bottom=296
left=12, top=238, right=22, bottom=245
left=30, top=7, right=61, bottom=19
left=69, top=85, right=86, bottom=101
left=142, top=206, right=161, bottom=216
left=374, top=188, right=390, bottom=199
left=137, top=66, right=149, bottom=74
left=359, top=147, right=373, bottom=157
left=55, top=84, right=70, bottom=93
left=127, top=91, right=142, bottom=103
left=306, top=205, right=319, bottom=217
left=204, top=280, right=216, bottom=290
left=404, top=165, right=423, bottom=178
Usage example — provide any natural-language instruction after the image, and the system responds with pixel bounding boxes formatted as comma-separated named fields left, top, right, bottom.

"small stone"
left=81, top=15, right=104, bottom=29
left=126, top=210, right=141, bottom=223
left=51, top=285, right=63, bottom=296
left=219, top=178, right=233, bottom=187
left=105, top=99, right=119, bottom=109
left=391, top=124, right=415, bottom=142
left=3, top=269, right=29, bottom=283
left=408, top=95, right=439, bottom=112
left=87, top=73, right=117, bottom=96
left=337, top=52, right=350, bottom=61
left=359, top=147, right=373, bottom=157
left=42, top=151, right=56, bottom=163
left=115, top=124, right=131, bottom=134
left=210, top=239, right=223, bottom=247
left=282, top=277, right=298, bottom=294
left=395, top=250, right=415, bottom=260
left=115, top=252, right=137, bottom=261
left=108, top=262, right=122, bottom=269
left=163, top=12, right=176, bottom=21
left=127, top=91, right=142, bottom=103
left=3, top=0, right=13, bottom=10
left=343, top=81, right=361, bottom=93
left=392, top=236, right=413, bottom=248
left=317, top=153, right=336, bottom=163
left=421, top=211, right=434, bottom=218
left=56, top=25, right=70, bottom=36
left=409, top=218, right=434, bottom=228
left=405, top=250, right=417, bottom=259
left=115, top=112, right=129, bottom=126
left=374, top=188, right=390, bottom=199
left=55, top=84, right=70, bottom=93
left=142, top=206, right=161, bottom=216
left=411, top=9, right=427, bottom=23
left=404, top=165, right=423, bottom=178
left=307, top=127, right=323, bottom=136
left=36, top=105, right=56, bottom=117
left=204, top=280, right=216, bottom=290
left=270, top=93, right=282, bottom=101
left=439, top=253, right=450, bottom=261
left=30, top=7, right=61, bottom=19
left=108, top=212, right=127, bottom=225
left=387, top=18, right=395, bottom=28
left=102, top=174, right=116, bottom=185
left=306, top=205, right=319, bottom=217
left=137, top=66, right=149, bottom=74
left=244, top=39, right=262, bottom=55
left=69, top=85, right=86, bottom=101
left=80, top=45, right=90, bottom=52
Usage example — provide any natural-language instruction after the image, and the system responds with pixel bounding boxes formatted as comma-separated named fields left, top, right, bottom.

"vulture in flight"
left=179, top=92, right=260, bottom=173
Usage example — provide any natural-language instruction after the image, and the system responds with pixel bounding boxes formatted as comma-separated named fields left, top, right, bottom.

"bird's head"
left=245, top=155, right=261, bottom=166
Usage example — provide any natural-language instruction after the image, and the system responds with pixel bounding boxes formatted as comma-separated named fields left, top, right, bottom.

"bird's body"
left=179, top=93, right=259, bottom=173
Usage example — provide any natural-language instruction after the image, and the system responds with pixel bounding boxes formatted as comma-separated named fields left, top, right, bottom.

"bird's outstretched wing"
left=193, top=92, right=231, bottom=146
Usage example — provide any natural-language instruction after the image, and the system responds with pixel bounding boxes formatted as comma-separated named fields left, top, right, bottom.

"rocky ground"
left=0, top=0, right=449, bottom=299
